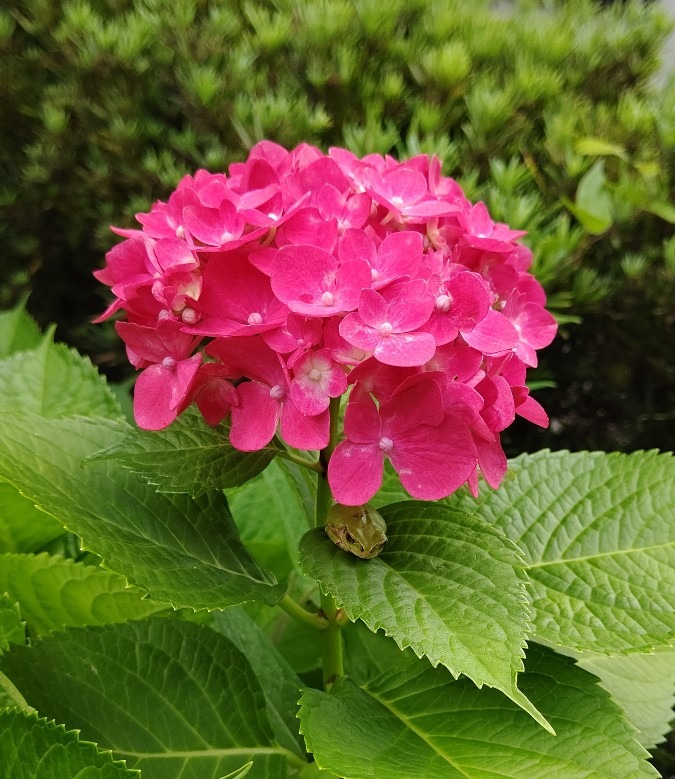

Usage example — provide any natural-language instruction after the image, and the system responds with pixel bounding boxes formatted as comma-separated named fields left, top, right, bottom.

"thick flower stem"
left=278, top=593, right=329, bottom=631
left=317, top=397, right=344, bottom=689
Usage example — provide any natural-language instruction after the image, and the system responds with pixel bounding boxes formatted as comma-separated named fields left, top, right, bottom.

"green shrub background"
left=1, top=0, right=674, bottom=456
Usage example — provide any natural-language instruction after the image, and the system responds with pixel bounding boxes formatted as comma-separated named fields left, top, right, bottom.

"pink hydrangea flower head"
left=96, top=142, right=557, bottom=503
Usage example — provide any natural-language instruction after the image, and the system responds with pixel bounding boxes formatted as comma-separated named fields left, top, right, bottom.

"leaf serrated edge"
left=0, top=709, right=141, bottom=776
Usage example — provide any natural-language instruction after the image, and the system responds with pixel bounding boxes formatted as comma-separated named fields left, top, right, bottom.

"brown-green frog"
left=325, top=503, right=387, bottom=559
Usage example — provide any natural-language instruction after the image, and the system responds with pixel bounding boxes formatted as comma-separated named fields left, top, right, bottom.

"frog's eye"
left=345, top=531, right=356, bottom=545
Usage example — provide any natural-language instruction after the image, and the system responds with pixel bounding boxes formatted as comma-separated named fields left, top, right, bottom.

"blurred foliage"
left=0, top=0, right=674, bottom=452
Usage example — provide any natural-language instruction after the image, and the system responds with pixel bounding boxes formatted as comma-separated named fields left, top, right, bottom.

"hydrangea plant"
left=0, top=144, right=672, bottom=778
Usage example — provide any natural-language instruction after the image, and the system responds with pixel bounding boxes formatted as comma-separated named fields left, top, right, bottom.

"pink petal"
left=374, top=331, right=436, bottom=367
left=382, top=280, right=434, bottom=332
left=516, top=394, right=549, bottom=428
left=339, top=313, right=381, bottom=353
left=338, top=228, right=376, bottom=265
left=280, top=398, right=330, bottom=450
left=382, top=376, right=445, bottom=436
left=374, top=231, right=423, bottom=282
left=390, top=416, right=477, bottom=500
left=134, top=354, right=201, bottom=431
left=343, top=396, right=382, bottom=444
left=328, top=441, right=384, bottom=505
left=445, top=272, right=490, bottom=331
left=333, top=260, right=372, bottom=312
left=358, top=288, right=388, bottom=328
left=230, top=381, right=280, bottom=450
left=474, top=435, right=507, bottom=489
left=463, top=308, right=518, bottom=354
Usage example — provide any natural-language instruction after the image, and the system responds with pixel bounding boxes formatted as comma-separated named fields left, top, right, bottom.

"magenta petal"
left=328, top=441, right=384, bottom=505
left=339, top=313, right=381, bottom=352
left=382, top=377, right=444, bottom=436
left=376, top=231, right=423, bottom=280
left=134, top=365, right=179, bottom=430
left=344, top=396, right=382, bottom=443
left=230, top=382, right=279, bottom=451
left=133, top=354, right=200, bottom=431
left=374, top=331, right=436, bottom=367
left=338, top=228, right=376, bottom=265
left=474, top=435, right=507, bottom=489
left=463, top=309, right=518, bottom=354
left=334, top=260, right=372, bottom=312
left=446, top=272, right=490, bottom=331
left=271, top=245, right=338, bottom=306
left=280, top=399, right=330, bottom=450
left=382, top=280, right=434, bottom=331
left=358, top=288, right=388, bottom=328
left=391, top=416, right=477, bottom=500
left=516, top=394, right=549, bottom=428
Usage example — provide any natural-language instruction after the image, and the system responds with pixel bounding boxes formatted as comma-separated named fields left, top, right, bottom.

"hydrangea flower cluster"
left=96, top=142, right=557, bottom=505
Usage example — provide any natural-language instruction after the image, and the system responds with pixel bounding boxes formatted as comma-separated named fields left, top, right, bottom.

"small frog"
left=325, top=503, right=388, bottom=559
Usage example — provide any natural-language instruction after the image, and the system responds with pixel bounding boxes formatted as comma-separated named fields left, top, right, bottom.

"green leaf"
left=298, top=643, right=658, bottom=779
left=0, top=669, right=33, bottom=712
left=0, top=337, right=122, bottom=419
left=221, top=764, right=253, bottom=779
left=91, top=407, right=274, bottom=496
left=228, top=458, right=314, bottom=578
left=213, top=607, right=305, bottom=757
left=575, top=137, right=628, bottom=161
left=0, top=482, right=64, bottom=553
left=0, top=594, right=25, bottom=652
left=1, top=619, right=306, bottom=778
left=445, top=450, right=675, bottom=655
left=0, top=299, right=42, bottom=359
left=0, top=710, right=139, bottom=777
left=0, top=553, right=165, bottom=636
left=646, top=200, right=675, bottom=224
left=299, top=501, right=550, bottom=731
left=577, top=649, right=675, bottom=750
left=563, top=160, right=613, bottom=234
left=0, top=414, right=285, bottom=609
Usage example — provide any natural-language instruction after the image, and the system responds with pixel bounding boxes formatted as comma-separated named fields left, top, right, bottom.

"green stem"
left=278, top=593, right=328, bottom=631
left=274, top=448, right=323, bottom=474
left=316, top=397, right=344, bottom=689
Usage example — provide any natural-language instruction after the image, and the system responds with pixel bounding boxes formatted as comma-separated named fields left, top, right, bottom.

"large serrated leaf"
left=0, top=709, right=138, bottom=777
left=0, top=414, right=285, bottom=609
left=0, top=482, right=64, bottom=553
left=213, top=607, right=305, bottom=757
left=445, top=450, right=675, bottom=655
left=577, top=649, right=675, bottom=750
left=0, top=553, right=164, bottom=636
left=0, top=337, right=122, bottom=419
left=1, top=619, right=306, bottom=779
left=228, top=458, right=314, bottom=579
left=0, top=300, right=42, bottom=359
left=299, top=642, right=658, bottom=779
left=0, top=594, right=24, bottom=653
left=91, top=407, right=275, bottom=496
left=299, top=501, right=550, bottom=731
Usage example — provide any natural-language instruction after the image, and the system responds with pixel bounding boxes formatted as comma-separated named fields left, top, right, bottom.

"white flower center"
left=308, top=367, right=322, bottom=381
left=435, top=294, right=452, bottom=313
left=321, top=291, right=335, bottom=307
left=379, top=322, right=394, bottom=337
left=269, top=384, right=285, bottom=400
left=248, top=312, right=263, bottom=325
left=181, top=307, right=198, bottom=324
left=162, top=356, right=176, bottom=370
left=378, top=436, right=394, bottom=453
left=175, top=225, right=185, bottom=239
left=370, top=268, right=380, bottom=281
